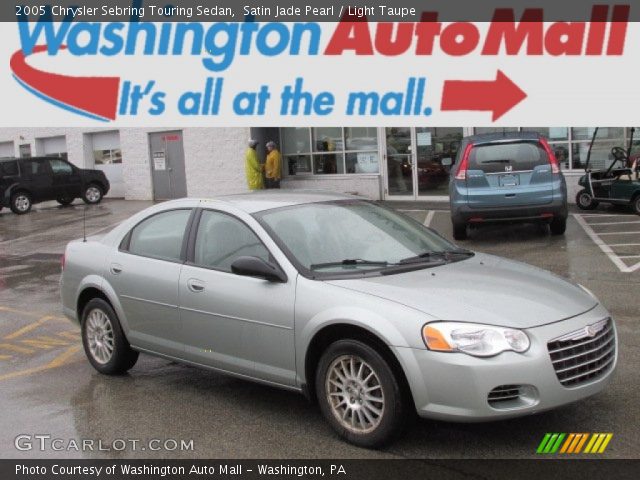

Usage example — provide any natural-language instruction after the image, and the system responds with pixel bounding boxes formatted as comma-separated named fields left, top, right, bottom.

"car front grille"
left=548, top=318, right=615, bottom=388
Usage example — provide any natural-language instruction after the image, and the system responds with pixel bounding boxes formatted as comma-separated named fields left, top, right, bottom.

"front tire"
left=81, top=298, right=138, bottom=375
left=82, top=184, right=103, bottom=204
left=10, top=191, right=32, bottom=214
left=315, top=339, right=406, bottom=448
left=576, top=189, right=598, bottom=210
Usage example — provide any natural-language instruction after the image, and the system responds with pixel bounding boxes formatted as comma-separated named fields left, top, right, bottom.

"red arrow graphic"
left=441, top=70, right=527, bottom=122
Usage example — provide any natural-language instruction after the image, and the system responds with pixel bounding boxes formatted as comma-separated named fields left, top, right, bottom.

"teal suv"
left=449, top=132, right=568, bottom=240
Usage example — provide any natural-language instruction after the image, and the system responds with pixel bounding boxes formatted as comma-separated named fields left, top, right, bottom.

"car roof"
left=156, top=190, right=364, bottom=214
left=465, top=131, right=542, bottom=145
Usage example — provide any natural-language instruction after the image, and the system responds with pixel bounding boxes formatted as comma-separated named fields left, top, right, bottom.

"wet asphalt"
left=0, top=199, right=638, bottom=459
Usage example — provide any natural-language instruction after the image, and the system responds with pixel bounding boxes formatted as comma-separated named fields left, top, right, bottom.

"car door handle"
left=187, top=279, right=205, bottom=293
left=110, top=264, right=123, bottom=275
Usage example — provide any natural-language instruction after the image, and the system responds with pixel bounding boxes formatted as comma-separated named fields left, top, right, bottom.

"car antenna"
left=83, top=205, right=87, bottom=243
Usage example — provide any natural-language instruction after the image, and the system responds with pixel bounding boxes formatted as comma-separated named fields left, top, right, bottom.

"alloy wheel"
left=325, top=355, right=385, bottom=433
left=85, top=186, right=101, bottom=203
left=14, top=195, right=30, bottom=212
left=85, top=308, right=115, bottom=364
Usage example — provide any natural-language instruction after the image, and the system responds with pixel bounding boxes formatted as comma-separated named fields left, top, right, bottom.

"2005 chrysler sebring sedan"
left=61, top=192, right=617, bottom=447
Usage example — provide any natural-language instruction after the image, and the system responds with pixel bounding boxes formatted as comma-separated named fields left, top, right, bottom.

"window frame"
left=119, top=208, right=196, bottom=264
left=185, top=208, right=286, bottom=279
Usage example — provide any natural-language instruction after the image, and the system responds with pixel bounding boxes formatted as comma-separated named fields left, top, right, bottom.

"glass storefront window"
left=312, top=127, right=343, bottom=152
left=474, top=127, right=519, bottom=135
left=282, top=128, right=310, bottom=155
left=526, top=128, right=569, bottom=141
left=571, top=127, right=624, bottom=141
left=281, top=127, right=379, bottom=176
left=416, top=127, right=462, bottom=196
left=345, top=128, right=378, bottom=151
left=572, top=141, right=620, bottom=170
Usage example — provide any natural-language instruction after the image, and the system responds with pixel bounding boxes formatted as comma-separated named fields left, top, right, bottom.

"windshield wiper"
left=399, top=249, right=474, bottom=264
left=310, top=259, right=393, bottom=270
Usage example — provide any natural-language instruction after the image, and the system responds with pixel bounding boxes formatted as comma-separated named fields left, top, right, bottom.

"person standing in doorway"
left=265, top=141, right=282, bottom=189
left=245, top=139, right=264, bottom=191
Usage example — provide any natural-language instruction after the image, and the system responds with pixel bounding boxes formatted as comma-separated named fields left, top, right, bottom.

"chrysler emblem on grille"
left=551, top=318, right=609, bottom=342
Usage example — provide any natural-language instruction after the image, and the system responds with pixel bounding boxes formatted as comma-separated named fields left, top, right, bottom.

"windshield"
left=256, top=201, right=465, bottom=277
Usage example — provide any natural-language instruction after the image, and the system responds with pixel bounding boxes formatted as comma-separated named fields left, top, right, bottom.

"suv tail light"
left=540, top=138, right=560, bottom=174
left=455, top=143, right=473, bottom=180
left=61, top=253, right=65, bottom=270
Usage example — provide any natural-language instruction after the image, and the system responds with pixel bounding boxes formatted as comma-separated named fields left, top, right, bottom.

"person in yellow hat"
left=245, top=139, right=264, bottom=191
left=265, top=140, right=282, bottom=189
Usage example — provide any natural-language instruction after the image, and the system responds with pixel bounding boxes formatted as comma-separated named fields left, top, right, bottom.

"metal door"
left=149, top=131, right=187, bottom=200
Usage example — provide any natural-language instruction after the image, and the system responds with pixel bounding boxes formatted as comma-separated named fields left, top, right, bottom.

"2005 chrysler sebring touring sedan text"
left=60, top=192, right=617, bottom=447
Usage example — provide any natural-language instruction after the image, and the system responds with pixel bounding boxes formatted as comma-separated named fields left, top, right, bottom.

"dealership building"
left=0, top=127, right=635, bottom=202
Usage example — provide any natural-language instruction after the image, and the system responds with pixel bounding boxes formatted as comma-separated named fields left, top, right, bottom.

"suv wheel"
left=57, top=196, right=74, bottom=206
left=452, top=221, right=468, bottom=240
left=81, top=298, right=139, bottom=375
left=10, top=192, right=32, bottom=214
left=576, top=190, right=598, bottom=210
left=316, top=339, right=406, bottom=448
left=82, top=184, right=103, bottom=204
left=550, top=216, right=567, bottom=235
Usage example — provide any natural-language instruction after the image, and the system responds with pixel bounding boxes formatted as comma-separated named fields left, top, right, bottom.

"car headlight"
left=422, top=322, right=530, bottom=357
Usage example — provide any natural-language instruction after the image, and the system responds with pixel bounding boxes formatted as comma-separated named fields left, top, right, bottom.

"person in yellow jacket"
left=245, top=139, right=264, bottom=191
left=264, top=140, right=282, bottom=189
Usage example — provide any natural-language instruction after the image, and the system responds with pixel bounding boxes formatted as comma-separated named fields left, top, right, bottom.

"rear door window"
left=0, top=160, right=19, bottom=176
left=126, top=209, right=192, bottom=262
left=469, top=141, right=547, bottom=173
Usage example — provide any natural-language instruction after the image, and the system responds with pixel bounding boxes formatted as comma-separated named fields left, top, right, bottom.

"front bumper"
left=393, top=305, right=617, bottom=421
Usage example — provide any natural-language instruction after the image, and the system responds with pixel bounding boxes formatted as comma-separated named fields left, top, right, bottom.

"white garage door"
left=40, top=136, right=67, bottom=156
left=0, top=141, right=14, bottom=158
left=91, top=131, right=124, bottom=198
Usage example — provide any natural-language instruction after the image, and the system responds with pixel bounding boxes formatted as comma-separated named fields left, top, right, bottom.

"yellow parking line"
left=0, top=345, right=82, bottom=382
left=3, top=315, right=54, bottom=340
left=0, top=306, right=67, bottom=322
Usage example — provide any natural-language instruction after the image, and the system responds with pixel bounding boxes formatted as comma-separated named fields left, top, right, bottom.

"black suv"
left=0, top=157, right=110, bottom=214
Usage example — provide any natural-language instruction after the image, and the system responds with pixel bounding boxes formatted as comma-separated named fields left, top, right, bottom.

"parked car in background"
left=448, top=132, right=568, bottom=240
left=0, top=157, right=109, bottom=214
left=61, top=192, right=616, bottom=447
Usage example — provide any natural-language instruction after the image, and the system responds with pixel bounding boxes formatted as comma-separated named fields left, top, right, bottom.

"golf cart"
left=576, top=127, right=640, bottom=214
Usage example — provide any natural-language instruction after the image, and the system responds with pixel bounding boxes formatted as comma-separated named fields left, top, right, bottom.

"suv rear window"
left=469, top=141, right=547, bottom=173
left=0, top=160, right=19, bottom=176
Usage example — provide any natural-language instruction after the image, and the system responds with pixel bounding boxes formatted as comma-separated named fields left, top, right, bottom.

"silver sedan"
left=60, top=191, right=617, bottom=447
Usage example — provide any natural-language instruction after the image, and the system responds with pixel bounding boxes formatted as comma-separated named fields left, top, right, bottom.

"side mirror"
left=441, top=158, right=453, bottom=167
left=231, top=256, right=287, bottom=283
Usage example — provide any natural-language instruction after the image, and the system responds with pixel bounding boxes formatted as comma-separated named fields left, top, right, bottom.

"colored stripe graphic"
left=537, top=433, right=612, bottom=454
left=10, top=45, right=120, bottom=121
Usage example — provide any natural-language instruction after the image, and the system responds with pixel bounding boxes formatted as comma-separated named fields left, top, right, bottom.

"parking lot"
left=0, top=199, right=638, bottom=459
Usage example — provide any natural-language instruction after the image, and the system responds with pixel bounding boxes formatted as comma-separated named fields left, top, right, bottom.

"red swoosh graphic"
left=10, top=45, right=120, bottom=120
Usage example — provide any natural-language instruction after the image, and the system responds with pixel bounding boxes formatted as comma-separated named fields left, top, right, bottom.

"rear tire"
left=576, top=190, right=598, bottom=210
left=82, top=184, right=103, bottom=204
left=81, top=298, right=138, bottom=375
left=315, top=339, right=406, bottom=448
left=57, top=196, right=74, bottom=206
left=550, top=216, right=567, bottom=235
left=10, top=191, right=32, bottom=214
left=452, top=221, right=468, bottom=240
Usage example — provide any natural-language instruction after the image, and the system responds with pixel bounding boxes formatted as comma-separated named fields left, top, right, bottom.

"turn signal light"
left=422, top=325, right=453, bottom=351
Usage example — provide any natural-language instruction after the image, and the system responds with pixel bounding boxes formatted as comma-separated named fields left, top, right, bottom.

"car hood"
left=326, top=253, right=597, bottom=329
